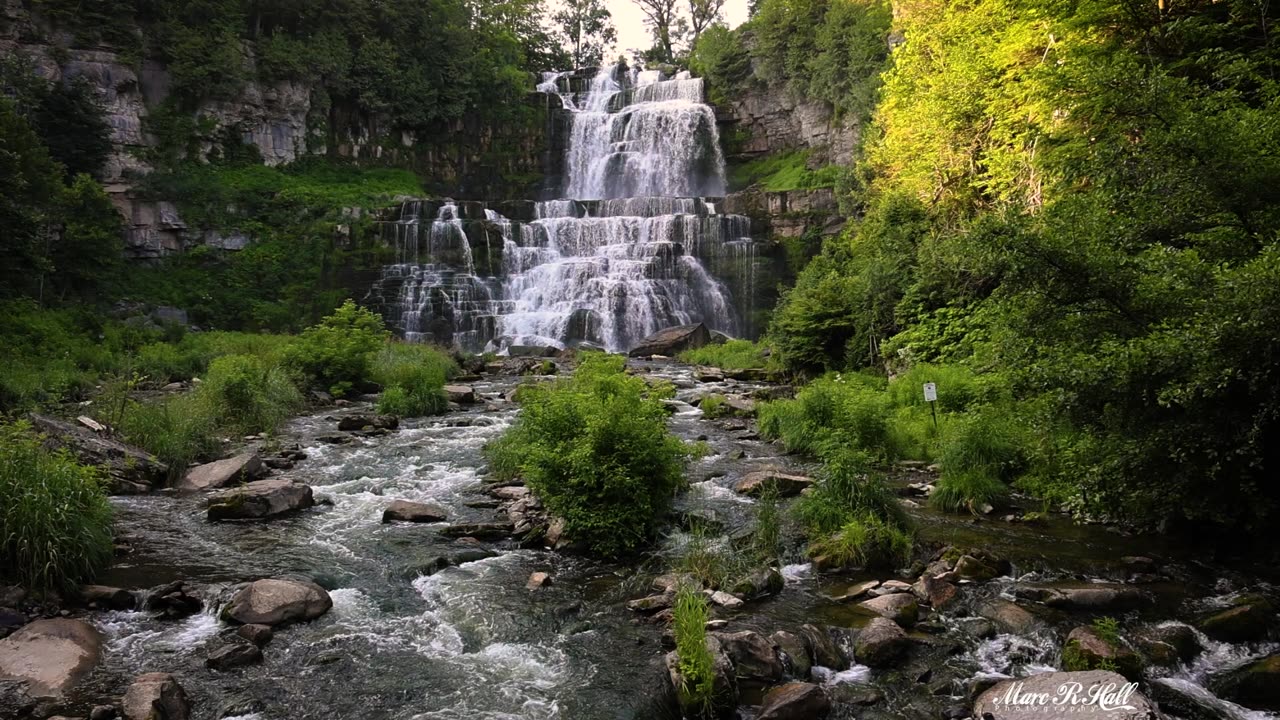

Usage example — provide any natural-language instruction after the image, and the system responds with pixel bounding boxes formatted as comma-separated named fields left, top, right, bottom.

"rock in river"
left=628, top=322, right=711, bottom=357
left=207, top=478, right=314, bottom=520
left=177, top=452, right=264, bottom=492
left=0, top=618, right=102, bottom=697
left=381, top=500, right=448, bottom=523
left=733, top=470, right=814, bottom=498
left=757, top=682, right=831, bottom=720
left=859, top=593, right=920, bottom=628
left=854, top=618, right=910, bottom=668
left=712, top=630, right=785, bottom=687
left=205, top=643, right=262, bottom=670
left=121, top=672, right=188, bottom=720
left=974, top=670, right=1160, bottom=720
left=222, top=578, right=333, bottom=627
left=1197, top=593, right=1274, bottom=642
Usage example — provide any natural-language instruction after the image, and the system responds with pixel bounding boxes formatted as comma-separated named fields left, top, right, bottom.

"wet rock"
left=222, top=578, right=333, bottom=627
left=953, top=554, right=1001, bottom=581
left=627, top=594, right=674, bottom=614
left=263, top=457, right=294, bottom=470
left=828, top=684, right=883, bottom=706
left=491, top=485, right=531, bottom=501
left=121, top=672, right=188, bottom=720
left=78, top=585, right=136, bottom=611
left=443, top=385, right=477, bottom=403
left=1150, top=677, right=1253, bottom=720
left=0, top=618, right=102, bottom=697
left=1209, top=652, right=1280, bottom=711
left=1063, top=626, right=1143, bottom=680
left=719, top=395, right=757, bottom=417
left=381, top=500, right=448, bottom=523
left=526, top=572, right=552, bottom=590
left=508, top=345, right=558, bottom=358
left=707, top=591, right=743, bottom=609
left=800, top=623, right=847, bottom=670
left=733, top=470, right=814, bottom=498
left=628, top=323, right=711, bottom=357
left=771, top=631, right=812, bottom=679
left=145, top=582, right=202, bottom=620
left=235, top=624, right=273, bottom=648
left=1033, top=584, right=1150, bottom=612
left=205, top=643, right=262, bottom=670
left=653, top=573, right=699, bottom=594
left=336, top=414, right=398, bottom=431
left=730, top=567, right=784, bottom=600
left=976, top=599, right=1042, bottom=635
left=859, top=593, right=920, bottom=627
left=1134, top=623, right=1202, bottom=667
left=207, top=478, right=314, bottom=520
left=974, top=670, right=1159, bottom=720
left=712, top=630, right=785, bottom=686
left=91, top=704, right=117, bottom=720
left=830, top=580, right=880, bottom=602
left=664, top=634, right=737, bottom=718
left=177, top=452, right=264, bottom=493
left=1121, top=556, right=1159, bottom=574
left=1198, top=593, right=1274, bottom=642
left=694, top=367, right=724, bottom=383
left=757, top=682, right=830, bottom=720
left=315, top=433, right=356, bottom=445
left=854, top=617, right=910, bottom=668
left=439, top=522, right=515, bottom=539
left=912, top=575, right=959, bottom=610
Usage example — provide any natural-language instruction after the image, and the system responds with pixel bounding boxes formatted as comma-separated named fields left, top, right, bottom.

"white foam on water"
left=812, top=665, right=873, bottom=685
left=96, top=607, right=221, bottom=659
left=781, top=563, right=812, bottom=582
left=689, top=479, right=753, bottom=504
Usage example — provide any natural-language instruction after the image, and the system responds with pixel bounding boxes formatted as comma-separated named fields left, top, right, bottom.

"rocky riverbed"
left=2, top=357, right=1278, bottom=720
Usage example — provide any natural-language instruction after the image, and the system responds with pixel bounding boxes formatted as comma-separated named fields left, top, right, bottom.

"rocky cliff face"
left=0, top=1, right=564, bottom=260
left=715, top=80, right=860, bottom=168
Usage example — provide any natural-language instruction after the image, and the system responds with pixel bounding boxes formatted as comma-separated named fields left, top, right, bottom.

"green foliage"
left=689, top=24, right=751, bottom=103
left=729, top=150, right=841, bottom=192
left=679, top=339, right=775, bottom=371
left=668, top=525, right=751, bottom=590
left=1092, top=616, right=1120, bottom=646
left=0, top=422, right=114, bottom=593
left=372, top=342, right=456, bottom=417
left=672, top=585, right=715, bottom=714
left=752, top=485, right=783, bottom=564
left=484, top=353, right=692, bottom=557
left=808, top=512, right=913, bottom=570
left=758, top=374, right=893, bottom=459
left=284, top=300, right=389, bottom=397
left=199, top=354, right=303, bottom=434
left=796, top=450, right=912, bottom=569
left=116, top=392, right=221, bottom=472
left=699, top=394, right=728, bottom=419
left=929, top=470, right=1009, bottom=514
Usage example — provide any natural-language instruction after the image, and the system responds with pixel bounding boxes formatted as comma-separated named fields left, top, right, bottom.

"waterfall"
left=366, top=64, right=759, bottom=354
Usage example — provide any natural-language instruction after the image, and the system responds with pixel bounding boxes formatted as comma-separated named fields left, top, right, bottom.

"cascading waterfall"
left=366, top=64, right=759, bottom=353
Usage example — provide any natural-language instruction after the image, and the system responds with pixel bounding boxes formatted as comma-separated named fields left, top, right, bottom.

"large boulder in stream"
left=0, top=618, right=102, bottom=697
left=1062, top=626, right=1143, bottom=680
left=1197, top=593, right=1274, bottom=642
left=628, top=323, right=711, bottom=357
left=1209, top=652, right=1280, bottom=711
left=757, top=682, right=831, bottom=720
left=222, top=578, right=333, bottom=627
left=853, top=617, right=910, bottom=668
left=177, top=452, right=264, bottom=493
left=381, top=500, right=448, bottom=523
left=858, top=593, right=920, bottom=628
left=974, top=670, right=1160, bottom=720
left=206, top=478, right=314, bottom=520
left=121, top=672, right=189, bottom=720
left=711, top=630, right=786, bottom=687
left=734, top=470, right=814, bottom=498
left=28, top=413, right=168, bottom=494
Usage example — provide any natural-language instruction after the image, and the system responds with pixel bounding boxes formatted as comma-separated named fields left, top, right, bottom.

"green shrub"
left=758, top=374, right=892, bottom=459
left=679, top=339, right=775, bottom=371
left=729, top=150, right=841, bottom=192
left=372, top=342, right=456, bottom=417
left=284, top=300, right=388, bottom=397
left=753, top=485, right=783, bottom=564
left=484, top=353, right=691, bottom=556
left=929, top=470, right=1009, bottom=514
left=794, top=450, right=913, bottom=569
left=199, top=354, right=303, bottom=434
left=667, top=524, right=752, bottom=590
left=673, top=585, right=716, bottom=715
left=939, top=407, right=1030, bottom=481
left=699, top=394, right=728, bottom=419
left=0, top=422, right=113, bottom=593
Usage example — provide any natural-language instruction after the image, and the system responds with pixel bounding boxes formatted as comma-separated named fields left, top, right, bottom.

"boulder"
left=974, top=670, right=1160, bottom=720
left=953, top=554, right=1001, bottom=581
left=1134, top=623, right=1202, bottom=667
left=1063, top=626, right=1143, bottom=680
left=707, top=591, right=743, bottom=609
left=730, top=567, right=784, bottom=600
left=733, top=470, right=814, bottom=498
left=336, top=414, right=398, bottom=432
left=381, top=500, right=448, bottom=523
left=443, top=385, right=477, bottom=403
left=859, top=593, right=920, bottom=627
left=79, top=585, right=136, bottom=611
left=694, top=367, right=725, bottom=383
left=1209, top=652, right=1280, bottom=711
left=912, top=575, right=959, bottom=610
left=0, top=618, right=102, bottom=697
left=800, top=624, right=847, bottom=671
left=831, top=580, right=880, bottom=602
left=628, top=323, right=711, bottom=357
left=770, top=631, right=812, bottom=679
left=121, top=672, right=188, bottom=720
left=27, top=413, right=168, bottom=493
left=854, top=618, right=910, bottom=668
left=1198, top=594, right=1274, bottom=642
left=628, top=594, right=674, bottom=613
left=757, top=682, right=830, bottom=720
left=205, top=643, right=262, bottom=670
left=1150, top=677, right=1256, bottom=720
left=664, top=635, right=737, bottom=719
left=976, top=600, right=1042, bottom=635
left=1035, top=584, right=1150, bottom=612
left=508, top=345, right=559, bottom=358
left=526, top=572, right=552, bottom=590
left=720, top=395, right=757, bottom=417
left=712, top=631, right=785, bottom=686
left=235, top=624, right=274, bottom=648
left=177, top=452, right=264, bottom=492
left=145, top=581, right=202, bottom=620
left=222, top=578, right=333, bottom=627
left=207, top=478, right=314, bottom=520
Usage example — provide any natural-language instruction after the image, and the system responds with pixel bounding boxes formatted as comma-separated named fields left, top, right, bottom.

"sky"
left=602, top=0, right=750, bottom=58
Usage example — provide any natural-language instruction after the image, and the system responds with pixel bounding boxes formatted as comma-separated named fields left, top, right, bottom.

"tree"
left=553, top=0, right=617, bottom=68
left=50, top=175, right=124, bottom=302
left=33, top=78, right=113, bottom=179
left=633, top=0, right=682, bottom=62
left=688, top=0, right=725, bottom=45
left=0, top=100, right=62, bottom=300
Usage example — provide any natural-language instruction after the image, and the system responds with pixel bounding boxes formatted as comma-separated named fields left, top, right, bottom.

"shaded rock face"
left=853, top=618, right=909, bottom=668
left=27, top=413, right=167, bottom=493
left=177, top=453, right=264, bottom=493
left=712, top=631, right=785, bottom=687
left=859, top=593, right=919, bottom=628
left=207, top=478, right=314, bottom=520
left=974, top=671, right=1160, bottom=720
left=222, top=578, right=333, bottom=627
left=757, top=682, right=831, bottom=720
left=1209, top=652, right=1280, bottom=711
left=1063, top=626, right=1142, bottom=681
left=628, top=323, right=712, bottom=357
left=0, top=618, right=102, bottom=697
left=1197, top=594, right=1274, bottom=642
left=121, top=672, right=188, bottom=720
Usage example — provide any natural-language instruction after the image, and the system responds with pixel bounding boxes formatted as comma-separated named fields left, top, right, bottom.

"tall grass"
left=679, top=339, right=776, bottom=371
left=758, top=374, right=893, bottom=459
left=667, top=523, right=753, bottom=590
left=794, top=450, right=914, bottom=569
left=929, top=407, right=1028, bottom=513
left=673, top=585, right=716, bottom=715
left=372, top=342, right=456, bottom=417
left=0, top=422, right=114, bottom=593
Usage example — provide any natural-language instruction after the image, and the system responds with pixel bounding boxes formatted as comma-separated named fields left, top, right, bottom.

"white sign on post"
left=923, top=382, right=937, bottom=402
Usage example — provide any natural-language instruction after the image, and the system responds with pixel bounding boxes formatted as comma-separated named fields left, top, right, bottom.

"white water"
left=366, top=64, right=758, bottom=353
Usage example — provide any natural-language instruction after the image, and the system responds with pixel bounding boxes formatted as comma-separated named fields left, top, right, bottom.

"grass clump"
left=484, top=352, right=692, bottom=557
left=0, top=422, right=114, bottom=593
left=372, top=342, right=456, bottom=417
left=795, top=450, right=914, bottom=570
left=929, top=408, right=1028, bottom=513
left=699, top=394, right=729, bottom=419
left=679, top=339, right=776, bottom=371
left=672, top=585, right=716, bottom=715
left=758, top=374, right=893, bottom=459
left=929, top=470, right=1009, bottom=514
left=199, top=353, right=303, bottom=433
